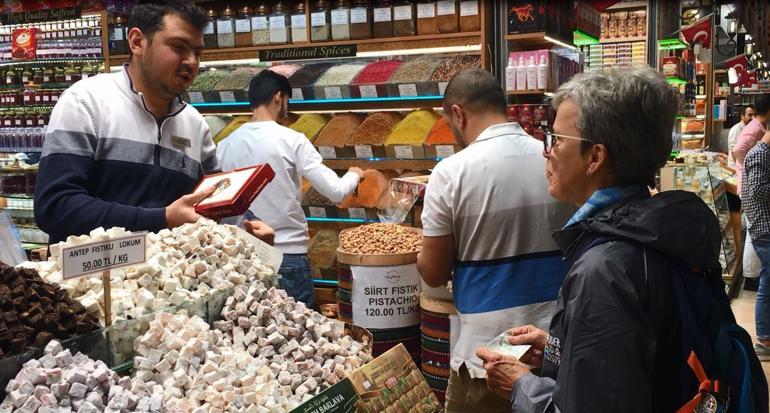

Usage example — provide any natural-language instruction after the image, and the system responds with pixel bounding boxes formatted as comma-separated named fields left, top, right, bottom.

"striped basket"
left=420, top=292, right=455, bottom=404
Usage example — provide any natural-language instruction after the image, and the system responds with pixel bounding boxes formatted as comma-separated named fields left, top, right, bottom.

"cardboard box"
left=12, top=28, right=38, bottom=60
left=193, top=164, right=275, bottom=219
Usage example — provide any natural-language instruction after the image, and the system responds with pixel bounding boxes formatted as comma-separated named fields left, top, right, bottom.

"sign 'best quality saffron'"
left=61, top=233, right=148, bottom=279
left=350, top=264, right=421, bottom=329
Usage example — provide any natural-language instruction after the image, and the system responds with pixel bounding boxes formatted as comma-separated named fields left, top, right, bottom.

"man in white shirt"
left=417, top=69, right=573, bottom=412
left=729, top=105, right=755, bottom=167
left=217, top=71, right=363, bottom=307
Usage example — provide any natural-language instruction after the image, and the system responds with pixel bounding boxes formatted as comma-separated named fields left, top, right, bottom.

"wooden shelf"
left=506, top=89, right=553, bottom=96
left=109, top=32, right=483, bottom=66
left=505, top=32, right=573, bottom=48
left=606, top=0, right=647, bottom=10
left=323, top=159, right=438, bottom=170
left=599, top=36, right=647, bottom=44
left=192, top=96, right=445, bottom=114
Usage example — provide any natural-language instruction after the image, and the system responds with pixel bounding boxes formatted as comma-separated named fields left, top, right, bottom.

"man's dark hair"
left=744, top=104, right=755, bottom=115
left=443, top=69, right=507, bottom=116
left=755, top=94, right=770, bottom=116
left=127, top=1, right=208, bottom=53
left=248, top=70, right=293, bottom=109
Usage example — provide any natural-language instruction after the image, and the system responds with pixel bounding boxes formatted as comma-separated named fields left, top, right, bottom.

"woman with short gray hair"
left=473, top=66, right=766, bottom=412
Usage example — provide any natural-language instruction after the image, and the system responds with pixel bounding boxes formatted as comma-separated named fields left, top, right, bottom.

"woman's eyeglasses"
left=543, top=131, right=593, bottom=155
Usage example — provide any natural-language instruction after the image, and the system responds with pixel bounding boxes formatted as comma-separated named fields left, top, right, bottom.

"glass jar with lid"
left=110, top=14, right=128, bottom=55
left=81, top=62, right=97, bottom=80
left=436, top=0, right=459, bottom=33
left=203, top=7, right=218, bottom=49
left=235, top=6, right=253, bottom=47
left=54, top=67, right=66, bottom=84
left=310, top=1, right=331, bottom=42
left=216, top=5, right=236, bottom=48
left=21, top=68, right=33, bottom=85
left=416, top=1, right=437, bottom=35
left=269, top=2, right=290, bottom=45
left=393, top=1, right=415, bottom=37
left=331, top=0, right=351, bottom=40
left=42, top=66, right=54, bottom=84
left=373, top=0, right=394, bottom=38
left=291, top=2, right=309, bottom=43
left=459, top=0, right=480, bottom=32
left=350, top=0, right=372, bottom=40
left=252, top=3, right=271, bottom=46
left=65, top=66, right=80, bottom=84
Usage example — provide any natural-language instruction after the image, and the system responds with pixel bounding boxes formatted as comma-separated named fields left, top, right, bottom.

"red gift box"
left=12, top=28, right=38, bottom=60
left=193, top=164, right=275, bottom=219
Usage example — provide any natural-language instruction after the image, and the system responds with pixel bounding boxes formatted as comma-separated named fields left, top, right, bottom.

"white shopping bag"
left=744, top=235, right=761, bottom=279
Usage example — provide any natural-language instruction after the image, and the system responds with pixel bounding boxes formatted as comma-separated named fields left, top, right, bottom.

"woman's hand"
left=507, top=325, right=549, bottom=366
left=476, top=347, right=533, bottom=400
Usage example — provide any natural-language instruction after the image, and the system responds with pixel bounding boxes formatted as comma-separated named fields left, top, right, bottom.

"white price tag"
left=348, top=208, right=367, bottom=220
left=417, top=3, right=436, bottom=18
left=435, top=145, right=456, bottom=158
left=374, top=7, right=392, bottom=22
left=398, top=83, right=418, bottom=97
left=216, top=20, right=233, bottom=34
left=219, top=91, right=236, bottom=103
left=331, top=9, right=349, bottom=25
left=324, top=86, right=343, bottom=99
left=460, top=1, right=479, bottom=16
left=355, top=145, right=374, bottom=159
left=318, top=146, right=337, bottom=159
left=437, top=1, right=457, bottom=15
left=439, top=81, right=449, bottom=95
left=358, top=85, right=378, bottom=98
left=351, top=264, right=421, bottom=329
left=235, top=19, right=251, bottom=33
left=251, top=16, right=268, bottom=30
left=187, top=92, right=204, bottom=103
left=269, top=16, right=286, bottom=29
left=111, top=28, right=124, bottom=41
left=309, top=207, right=328, bottom=218
left=61, top=233, right=148, bottom=279
left=351, top=8, right=368, bottom=24
left=204, top=21, right=215, bottom=35
left=394, top=5, right=413, bottom=21
left=394, top=145, right=415, bottom=159
left=292, top=88, right=304, bottom=101
left=291, top=15, right=307, bottom=28
left=311, top=12, right=327, bottom=27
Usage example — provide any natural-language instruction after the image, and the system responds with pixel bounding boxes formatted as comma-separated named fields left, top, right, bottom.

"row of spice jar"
left=1, top=89, right=63, bottom=107
left=0, top=112, right=50, bottom=128
left=0, top=17, right=102, bottom=41
left=5, top=64, right=101, bottom=88
left=123, top=0, right=481, bottom=52
left=0, top=127, right=46, bottom=154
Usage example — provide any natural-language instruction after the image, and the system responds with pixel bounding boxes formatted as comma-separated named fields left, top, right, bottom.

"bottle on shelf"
left=269, top=2, right=290, bottom=45
left=331, top=0, right=352, bottom=41
left=110, top=14, right=128, bottom=55
left=515, top=56, right=526, bottom=91
left=291, top=2, right=309, bottom=43
left=697, top=78, right=705, bottom=96
left=505, top=56, right=516, bottom=92
left=536, top=53, right=548, bottom=90
left=252, top=3, right=271, bottom=46
left=350, top=0, right=372, bottom=40
left=373, top=0, right=394, bottom=38
left=311, top=1, right=332, bottom=42
left=235, top=6, right=253, bottom=47
left=216, top=5, right=236, bottom=48
left=203, top=7, right=218, bottom=49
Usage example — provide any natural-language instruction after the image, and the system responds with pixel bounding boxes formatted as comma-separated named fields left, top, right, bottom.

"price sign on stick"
left=61, top=232, right=148, bottom=326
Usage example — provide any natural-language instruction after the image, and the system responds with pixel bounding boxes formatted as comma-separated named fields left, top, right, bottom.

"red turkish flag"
left=681, top=15, right=713, bottom=49
left=724, top=54, right=750, bottom=76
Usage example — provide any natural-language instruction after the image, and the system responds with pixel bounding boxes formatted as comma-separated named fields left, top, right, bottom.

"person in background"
left=216, top=70, right=364, bottom=307
left=34, top=2, right=268, bottom=244
left=733, top=94, right=770, bottom=195
left=728, top=105, right=756, bottom=168
left=741, top=129, right=770, bottom=360
left=417, top=69, right=573, bottom=413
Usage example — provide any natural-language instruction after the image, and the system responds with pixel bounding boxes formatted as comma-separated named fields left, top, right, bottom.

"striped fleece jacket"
left=34, top=66, right=219, bottom=245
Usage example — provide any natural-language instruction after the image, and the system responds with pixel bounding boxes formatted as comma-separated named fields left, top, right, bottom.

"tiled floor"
left=731, top=290, right=770, bottom=381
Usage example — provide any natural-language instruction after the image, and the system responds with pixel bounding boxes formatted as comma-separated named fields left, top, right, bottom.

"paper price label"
left=354, top=145, right=374, bottom=159
left=219, top=91, right=236, bottom=103
left=437, top=1, right=457, bottom=15
left=269, top=16, right=286, bottom=28
left=309, top=207, right=328, bottom=218
left=435, top=145, right=456, bottom=158
left=439, top=81, right=449, bottom=95
left=292, top=88, right=304, bottom=101
left=311, top=12, right=327, bottom=27
left=251, top=16, right=268, bottom=30
left=398, top=83, right=418, bottom=97
left=331, top=10, right=349, bottom=25
left=348, top=208, right=367, bottom=220
left=373, top=7, right=392, bottom=22
left=417, top=4, right=436, bottom=18
left=394, top=5, right=413, bottom=21
left=351, top=8, right=368, bottom=24
left=324, top=86, right=343, bottom=99
left=460, top=1, right=479, bottom=16
left=351, top=264, right=421, bottom=329
left=187, top=92, right=204, bottom=103
left=62, top=233, right=148, bottom=279
left=291, top=15, right=307, bottom=28
left=394, top=145, right=414, bottom=159
left=235, top=19, right=251, bottom=33
left=318, top=146, right=337, bottom=159
left=204, top=22, right=215, bottom=35
left=358, top=85, right=378, bottom=98
left=216, top=20, right=233, bottom=34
